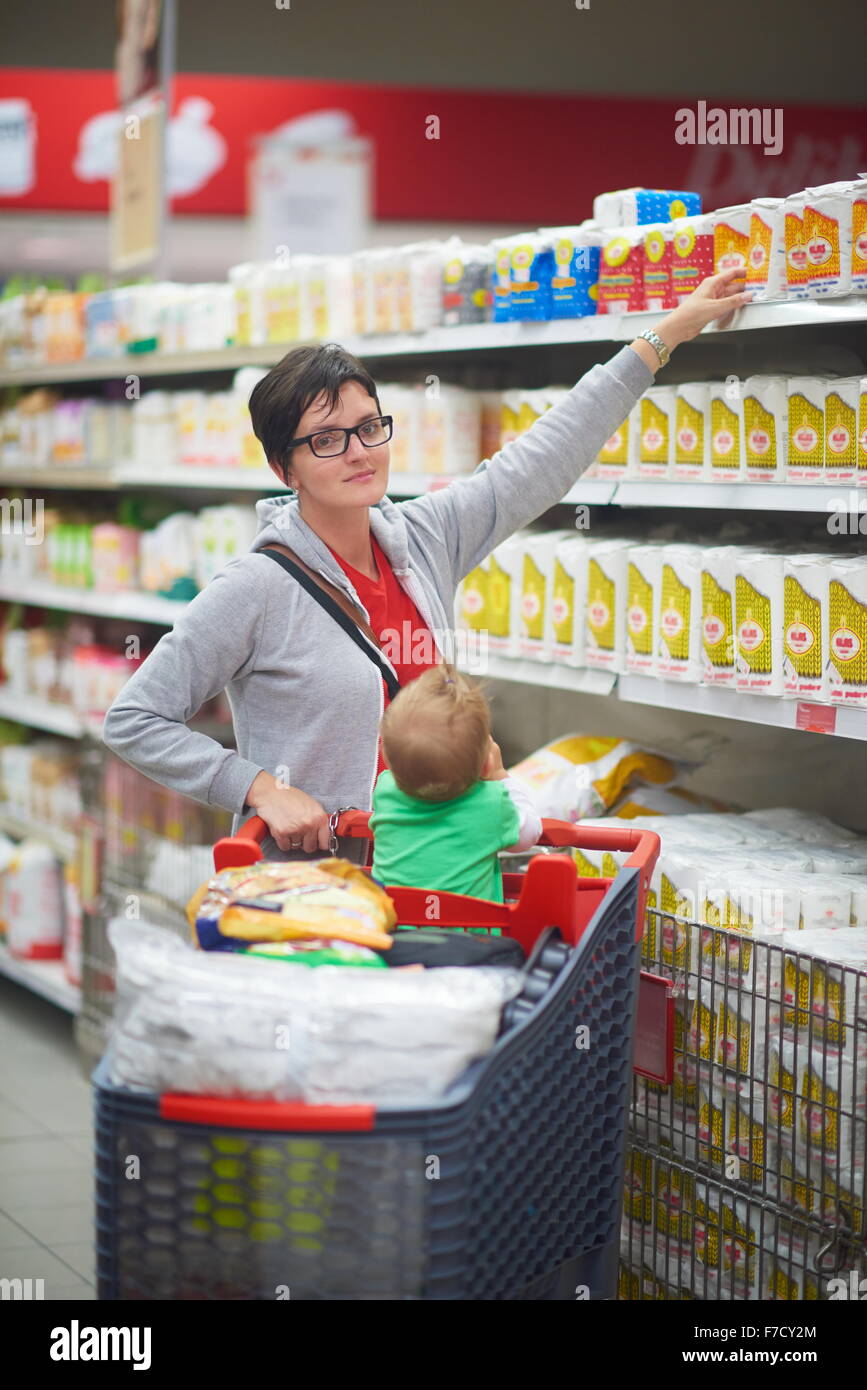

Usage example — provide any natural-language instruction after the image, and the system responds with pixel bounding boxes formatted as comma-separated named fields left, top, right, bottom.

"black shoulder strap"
left=261, top=547, right=401, bottom=700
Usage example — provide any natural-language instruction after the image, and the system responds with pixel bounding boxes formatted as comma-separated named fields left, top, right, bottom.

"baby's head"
left=380, top=663, right=491, bottom=802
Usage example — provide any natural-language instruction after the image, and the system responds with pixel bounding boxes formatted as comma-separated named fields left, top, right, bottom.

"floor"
left=0, top=977, right=96, bottom=1299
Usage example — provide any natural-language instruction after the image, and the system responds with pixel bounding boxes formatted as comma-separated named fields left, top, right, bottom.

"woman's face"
left=277, top=381, right=390, bottom=511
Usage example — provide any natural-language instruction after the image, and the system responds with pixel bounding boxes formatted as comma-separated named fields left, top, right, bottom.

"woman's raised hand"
left=245, top=770, right=332, bottom=853
left=660, top=266, right=754, bottom=347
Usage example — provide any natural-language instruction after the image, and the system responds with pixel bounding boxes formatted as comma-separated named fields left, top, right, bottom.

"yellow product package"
left=507, top=733, right=679, bottom=821
left=187, top=858, right=397, bottom=952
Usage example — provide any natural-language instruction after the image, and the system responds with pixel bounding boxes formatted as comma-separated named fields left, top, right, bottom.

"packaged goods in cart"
left=507, top=735, right=678, bottom=822
left=585, top=538, right=632, bottom=670
left=824, top=378, right=860, bottom=486
left=735, top=550, right=785, bottom=696
left=547, top=536, right=590, bottom=667
left=187, top=858, right=398, bottom=952
left=657, top=544, right=703, bottom=682
left=625, top=544, right=662, bottom=676
left=746, top=197, right=787, bottom=300
left=108, top=920, right=521, bottom=1104
left=592, top=188, right=701, bottom=226
left=597, top=226, right=646, bottom=315
left=783, top=555, right=830, bottom=700
left=673, top=383, right=710, bottom=481
left=742, top=375, right=787, bottom=483
left=540, top=223, right=603, bottom=318
left=709, top=379, right=744, bottom=482
left=827, top=557, right=867, bottom=707
left=669, top=212, right=715, bottom=304
left=636, top=387, right=675, bottom=480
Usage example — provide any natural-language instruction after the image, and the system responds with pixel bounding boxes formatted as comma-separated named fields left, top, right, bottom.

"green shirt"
left=369, top=770, right=520, bottom=905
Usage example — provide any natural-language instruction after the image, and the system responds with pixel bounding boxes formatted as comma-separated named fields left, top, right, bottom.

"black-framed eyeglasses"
left=287, top=415, right=394, bottom=459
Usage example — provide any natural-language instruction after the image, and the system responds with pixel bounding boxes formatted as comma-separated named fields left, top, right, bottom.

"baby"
left=369, top=662, right=542, bottom=902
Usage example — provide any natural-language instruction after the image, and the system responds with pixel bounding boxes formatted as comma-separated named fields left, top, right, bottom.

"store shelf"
left=0, top=578, right=187, bottom=625
left=0, top=688, right=85, bottom=737
left=2, top=296, right=865, bottom=388
left=614, top=481, right=846, bottom=512
left=617, top=673, right=867, bottom=740
left=562, top=480, right=618, bottom=506
left=0, top=940, right=79, bottom=1014
left=0, top=813, right=77, bottom=860
left=469, top=654, right=617, bottom=696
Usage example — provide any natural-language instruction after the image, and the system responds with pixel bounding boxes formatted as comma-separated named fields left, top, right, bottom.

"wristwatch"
left=637, top=328, right=671, bottom=368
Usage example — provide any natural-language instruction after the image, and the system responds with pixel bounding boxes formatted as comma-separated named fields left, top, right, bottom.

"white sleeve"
left=500, top=776, right=544, bottom=853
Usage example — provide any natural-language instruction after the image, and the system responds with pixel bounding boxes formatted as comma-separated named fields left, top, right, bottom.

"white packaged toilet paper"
left=625, top=543, right=662, bottom=675
left=656, top=543, right=703, bottom=681
left=585, top=539, right=631, bottom=672
left=783, top=554, right=830, bottom=701
left=548, top=535, right=589, bottom=666
left=673, top=382, right=711, bottom=481
left=743, top=375, right=787, bottom=483
left=824, top=377, right=860, bottom=486
left=735, top=550, right=785, bottom=695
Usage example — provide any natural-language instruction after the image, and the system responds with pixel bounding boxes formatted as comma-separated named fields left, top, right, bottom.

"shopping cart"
left=93, top=812, right=660, bottom=1301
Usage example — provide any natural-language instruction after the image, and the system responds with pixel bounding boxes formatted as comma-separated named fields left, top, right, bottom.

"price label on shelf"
left=795, top=702, right=837, bottom=734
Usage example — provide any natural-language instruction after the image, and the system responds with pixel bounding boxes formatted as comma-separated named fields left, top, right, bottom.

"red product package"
left=597, top=227, right=646, bottom=314
left=670, top=213, right=715, bottom=304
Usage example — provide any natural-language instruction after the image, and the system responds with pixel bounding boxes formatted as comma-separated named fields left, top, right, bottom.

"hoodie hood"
left=252, top=493, right=412, bottom=595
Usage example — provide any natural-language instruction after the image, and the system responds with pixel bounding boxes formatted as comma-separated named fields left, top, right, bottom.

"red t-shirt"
left=326, top=536, right=440, bottom=778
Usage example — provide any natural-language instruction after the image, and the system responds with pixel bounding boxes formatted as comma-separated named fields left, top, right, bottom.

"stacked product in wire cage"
left=614, top=806, right=867, bottom=1301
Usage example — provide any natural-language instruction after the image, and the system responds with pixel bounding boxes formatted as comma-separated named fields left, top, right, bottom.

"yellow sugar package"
left=507, top=733, right=681, bottom=821
left=187, top=857, right=397, bottom=952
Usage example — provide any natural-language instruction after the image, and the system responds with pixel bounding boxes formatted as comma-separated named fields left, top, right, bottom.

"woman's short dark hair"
left=248, top=342, right=381, bottom=480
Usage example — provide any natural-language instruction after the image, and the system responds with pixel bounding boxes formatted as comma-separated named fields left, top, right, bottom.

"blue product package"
left=85, top=291, right=119, bottom=357
left=635, top=190, right=702, bottom=225
left=549, top=232, right=601, bottom=319
left=491, top=241, right=513, bottom=322
left=509, top=237, right=554, bottom=321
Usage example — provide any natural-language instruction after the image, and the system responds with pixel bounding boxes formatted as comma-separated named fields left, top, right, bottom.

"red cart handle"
left=213, top=811, right=659, bottom=944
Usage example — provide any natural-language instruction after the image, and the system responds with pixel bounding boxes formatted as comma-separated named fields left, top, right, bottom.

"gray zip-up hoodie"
left=102, top=344, right=654, bottom=859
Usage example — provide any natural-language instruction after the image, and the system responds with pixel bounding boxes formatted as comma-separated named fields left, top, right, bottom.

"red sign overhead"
left=1, top=67, right=865, bottom=224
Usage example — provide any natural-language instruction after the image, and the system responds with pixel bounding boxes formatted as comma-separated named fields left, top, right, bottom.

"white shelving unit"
left=0, top=578, right=186, bottom=625
left=0, top=688, right=86, bottom=737
left=0, top=941, right=79, bottom=1014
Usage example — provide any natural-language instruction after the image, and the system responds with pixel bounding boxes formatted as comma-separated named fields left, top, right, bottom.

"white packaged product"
left=656, top=544, right=703, bottom=682
left=709, top=379, right=744, bottom=482
left=625, top=544, right=662, bottom=676
left=826, top=557, right=867, bottom=708
left=107, top=920, right=521, bottom=1105
left=734, top=550, right=785, bottom=696
left=585, top=538, right=631, bottom=671
left=673, top=382, right=710, bottom=481
left=420, top=386, right=481, bottom=476
left=519, top=530, right=574, bottom=660
left=742, top=375, right=787, bottom=483
left=548, top=535, right=589, bottom=666
left=713, top=204, right=752, bottom=272
left=378, top=382, right=421, bottom=474
left=5, top=840, right=65, bottom=960
left=787, top=376, right=826, bottom=483
left=805, top=179, right=867, bottom=298
left=783, top=192, right=811, bottom=300
left=507, top=735, right=677, bottom=822
left=485, top=530, right=532, bottom=657
left=824, top=377, right=860, bottom=486
left=636, top=387, right=675, bottom=480
left=746, top=197, right=787, bottom=301
left=700, top=546, right=738, bottom=686
left=741, top=806, right=855, bottom=844
left=782, top=554, right=830, bottom=701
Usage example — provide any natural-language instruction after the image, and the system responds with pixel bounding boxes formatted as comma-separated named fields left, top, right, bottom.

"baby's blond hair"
left=380, top=662, right=491, bottom=802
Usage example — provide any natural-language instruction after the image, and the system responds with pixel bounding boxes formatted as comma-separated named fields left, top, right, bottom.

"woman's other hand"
left=245, top=770, right=332, bottom=853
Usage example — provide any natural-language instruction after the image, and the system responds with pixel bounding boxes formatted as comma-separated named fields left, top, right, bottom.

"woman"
left=103, top=267, right=751, bottom=861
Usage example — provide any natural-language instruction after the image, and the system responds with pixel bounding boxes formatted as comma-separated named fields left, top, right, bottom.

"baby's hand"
left=482, top=738, right=508, bottom=780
